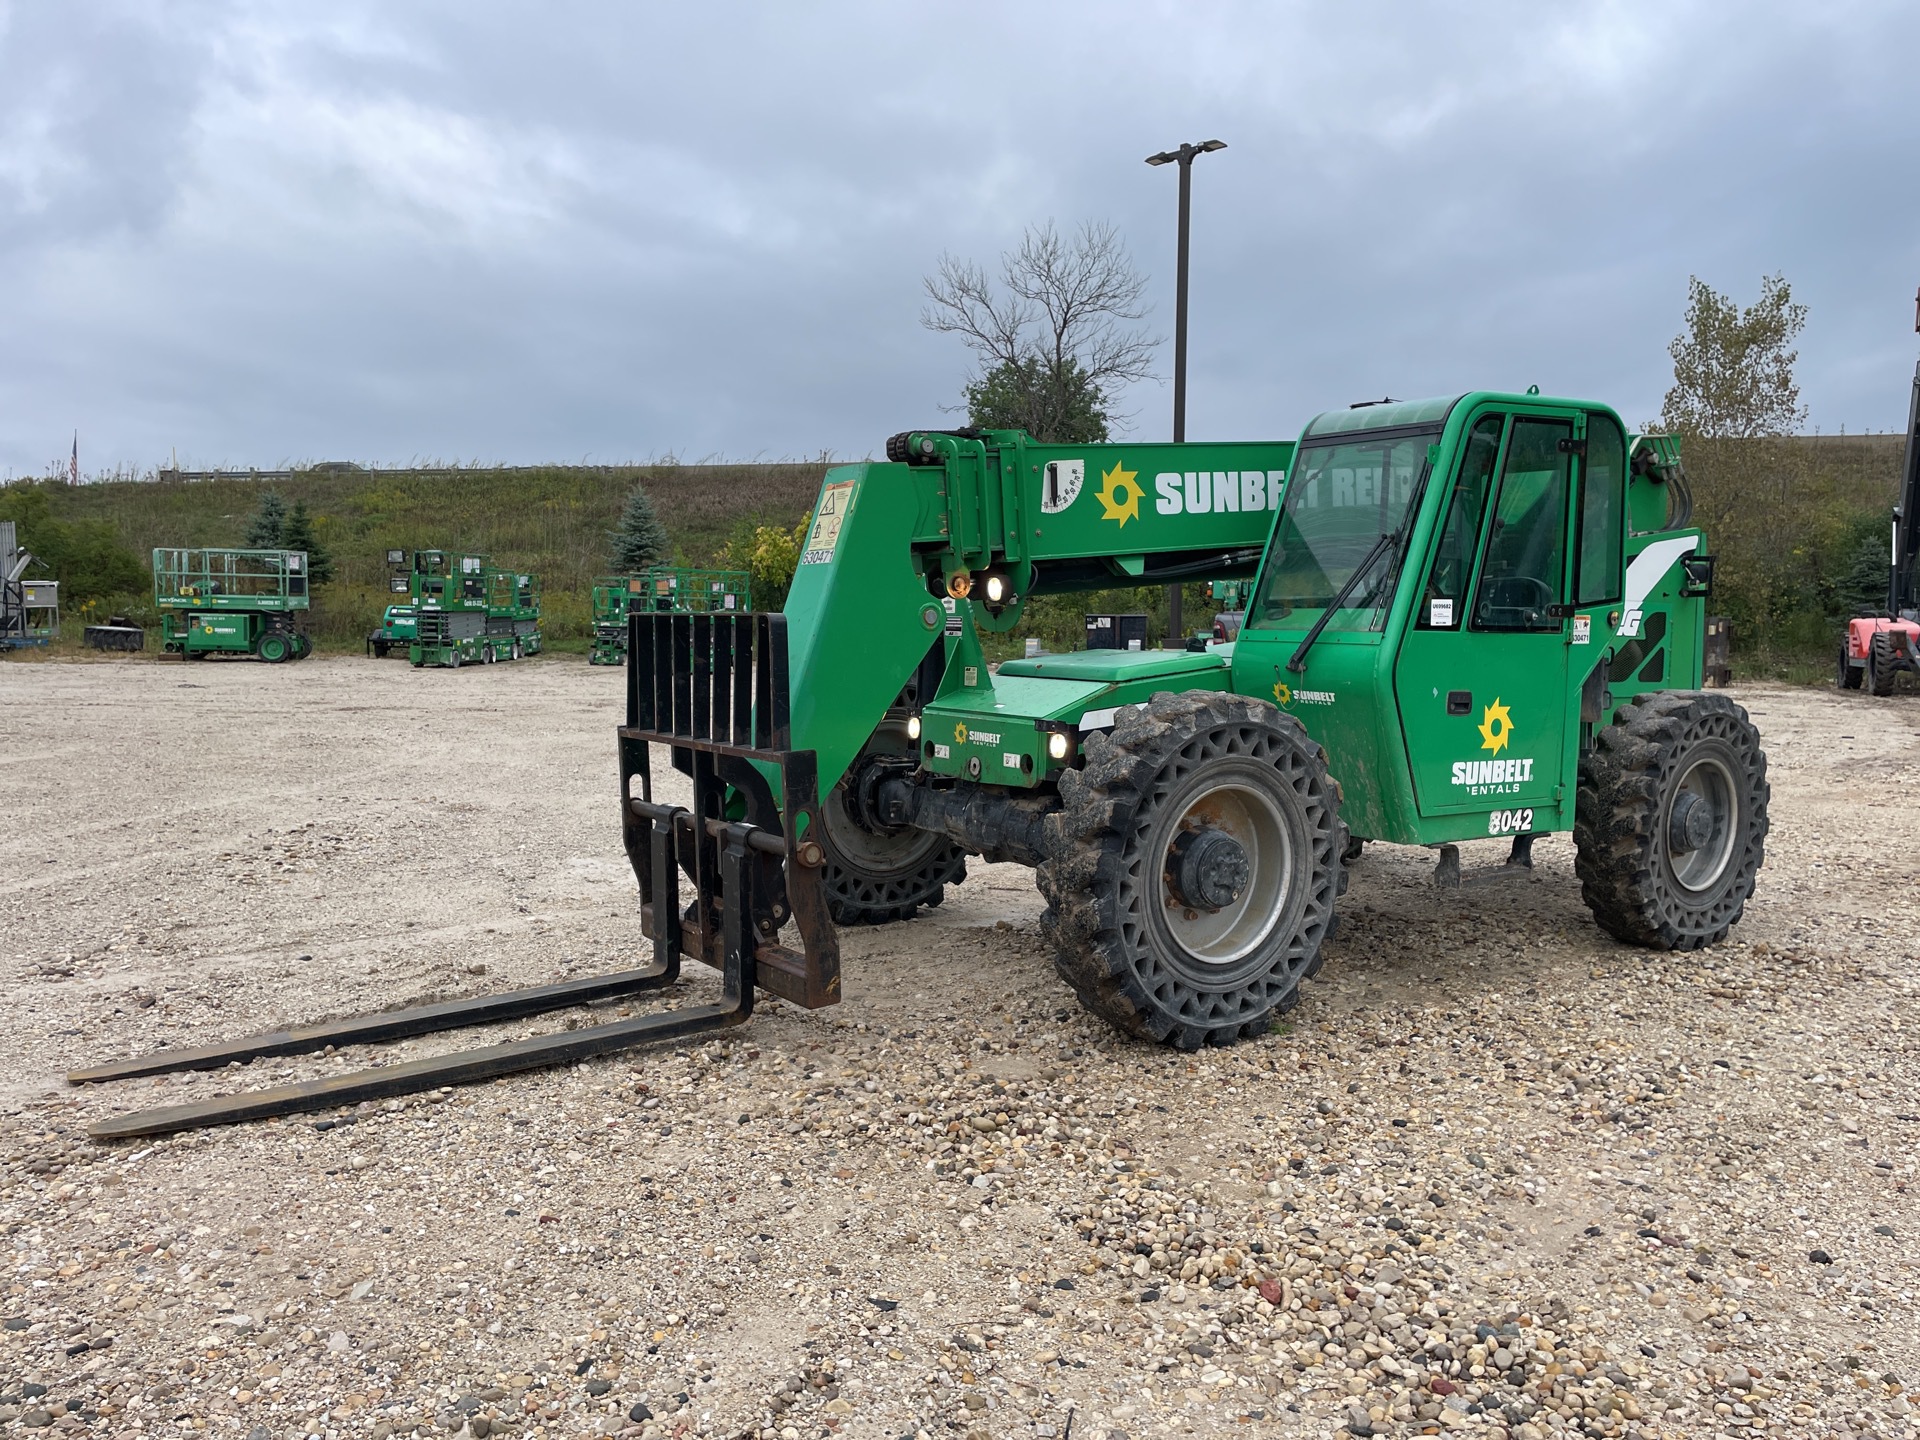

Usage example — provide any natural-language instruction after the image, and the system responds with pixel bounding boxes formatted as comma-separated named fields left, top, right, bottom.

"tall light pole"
left=1146, top=138, right=1226, bottom=643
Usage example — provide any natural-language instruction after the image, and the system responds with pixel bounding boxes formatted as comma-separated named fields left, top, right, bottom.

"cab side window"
left=1473, top=417, right=1571, bottom=632
left=1417, top=413, right=1503, bottom=629
left=1576, top=414, right=1626, bottom=605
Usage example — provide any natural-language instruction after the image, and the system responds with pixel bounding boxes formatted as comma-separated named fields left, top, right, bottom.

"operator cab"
left=1234, top=392, right=1655, bottom=848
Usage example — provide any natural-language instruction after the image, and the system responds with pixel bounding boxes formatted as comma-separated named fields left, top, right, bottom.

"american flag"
left=69, top=432, right=78, bottom=485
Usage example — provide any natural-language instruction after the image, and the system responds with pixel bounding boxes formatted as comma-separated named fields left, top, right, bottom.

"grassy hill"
left=9, top=461, right=829, bottom=647
left=3, top=430, right=1908, bottom=672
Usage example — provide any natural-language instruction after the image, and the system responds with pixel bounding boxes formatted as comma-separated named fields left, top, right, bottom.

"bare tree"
left=921, top=221, right=1159, bottom=442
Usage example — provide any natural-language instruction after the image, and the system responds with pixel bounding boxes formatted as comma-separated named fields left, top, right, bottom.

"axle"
left=873, top=776, right=1058, bottom=869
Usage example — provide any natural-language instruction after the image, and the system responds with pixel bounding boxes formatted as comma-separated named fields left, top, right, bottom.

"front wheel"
left=1837, top=637, right=1863, bottom=690
left=256, top=633, right=290, bottom=663
left=819, top=723, right=966, bottom=924
left=1038, top=691, right=1344, bottom=1050
left=1868, top=631, right=1901, bottom=696
left=1575, top=691, right=1768, bottom=950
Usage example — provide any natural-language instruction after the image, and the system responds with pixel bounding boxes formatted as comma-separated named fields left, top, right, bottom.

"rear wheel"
left=1837, top=637, right=1863, bottom=690
left=1868, top=631, right=1900, bottom=695
left=1038, top=691, right=1344, bottom=1049
left=819, top=722, right=966, bottom=924
left=1575, top=691, right=1768, bottom=950
left=256, top=633, right=290, bottom=663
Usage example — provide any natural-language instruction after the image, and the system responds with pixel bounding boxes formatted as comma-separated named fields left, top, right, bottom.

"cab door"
left=1393, top=408, right=1581, bottom=833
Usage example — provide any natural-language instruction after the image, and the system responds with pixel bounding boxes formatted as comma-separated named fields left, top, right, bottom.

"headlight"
left=984, top=573, right=1008, bottom=604
left=1047, top=731, right=1070, bottom=761
left=907, top=714, right=922, bottom=741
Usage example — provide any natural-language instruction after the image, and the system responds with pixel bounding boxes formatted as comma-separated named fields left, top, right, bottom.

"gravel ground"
left=0, top=655, right=1916, bottom=1440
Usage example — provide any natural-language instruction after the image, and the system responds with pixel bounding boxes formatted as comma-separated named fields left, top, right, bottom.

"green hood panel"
left=995, top=648, right=1229, bottom=684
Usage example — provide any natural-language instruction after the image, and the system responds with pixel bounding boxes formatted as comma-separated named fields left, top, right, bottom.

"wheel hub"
left=1667, top=791, right=1714, bottom=853
left=1152, top=776, right=1295, bottom=968
left=1170, top=828, right=1250, bottom=911
left=1664, top=753, right=1739, bottom=892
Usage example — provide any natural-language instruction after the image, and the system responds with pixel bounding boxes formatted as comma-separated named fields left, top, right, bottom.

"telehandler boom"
left=73, top=394, right=1768, bottom=1136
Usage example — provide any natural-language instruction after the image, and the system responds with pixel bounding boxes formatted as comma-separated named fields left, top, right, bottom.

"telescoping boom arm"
left=780, top=427, right=1295, bottom=796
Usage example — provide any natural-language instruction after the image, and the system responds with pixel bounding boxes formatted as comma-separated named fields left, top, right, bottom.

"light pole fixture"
left=1146, top=138, right=1226, bottom=643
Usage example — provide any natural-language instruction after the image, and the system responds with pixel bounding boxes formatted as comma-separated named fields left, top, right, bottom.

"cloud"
left=2, top=0, right=1918, bottom=475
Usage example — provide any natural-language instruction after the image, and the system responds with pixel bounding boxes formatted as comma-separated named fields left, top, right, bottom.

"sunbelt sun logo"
left=1088, top=460, right=1287, bottom=528
left=1451, top=698, right=1535, bottom=794
left=1477, top=698, right=1512, bottom=755
left=1095, top=462, right=1144, bottom=526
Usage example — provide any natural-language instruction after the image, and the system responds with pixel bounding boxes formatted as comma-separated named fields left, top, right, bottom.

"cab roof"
left=1301, top=391, right=1620, bottom=442
left=1302, top=395, right=1464, bottom=439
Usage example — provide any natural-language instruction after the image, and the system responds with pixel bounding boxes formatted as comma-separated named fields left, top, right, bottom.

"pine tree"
left=279, top=500, right=334, bottom=584
left=611, top=483, right=671, bottom=572
left=245, top=490, right=288, bottom=548
left=1834, top=520, right=1890, bottom=622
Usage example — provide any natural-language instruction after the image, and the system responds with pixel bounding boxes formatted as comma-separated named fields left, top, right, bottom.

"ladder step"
left=68, top=967, right=673, bottom=1085
left=87, top=1000, right=746, bottom=1140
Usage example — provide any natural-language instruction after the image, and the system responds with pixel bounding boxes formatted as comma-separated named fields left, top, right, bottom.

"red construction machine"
left=1838, top=289, right=1920, bottom=695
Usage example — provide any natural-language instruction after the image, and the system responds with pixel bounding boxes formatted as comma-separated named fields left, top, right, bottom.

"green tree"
left=1660, top=273, right=1808, bottom=440
left=611, top=483, right=671, bottom=572
left=0, top=482, right=146, bottom=603
left=245, top=490, right=289, bottom=547
left=922, top=221, right=1157, bottom=442
left=716, top=513, right=809, bottom=611
left=963, top=355, right=1111, bottom=444
left=1832, top=512, right=1891, bottom=622
left=279, top=500, right=334, bottom=584
left=1653, top=275, right=1822, bottom=663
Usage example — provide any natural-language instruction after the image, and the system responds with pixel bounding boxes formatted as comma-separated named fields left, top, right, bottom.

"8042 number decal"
left=1487, top=808, right=1534, bottom=836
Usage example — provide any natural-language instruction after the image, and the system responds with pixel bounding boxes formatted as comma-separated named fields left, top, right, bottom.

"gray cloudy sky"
left=3, top=0, right=1918, bottom=476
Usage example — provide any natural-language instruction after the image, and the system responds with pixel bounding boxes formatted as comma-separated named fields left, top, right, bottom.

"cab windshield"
left=1249, top=427, right=1436, bottom=632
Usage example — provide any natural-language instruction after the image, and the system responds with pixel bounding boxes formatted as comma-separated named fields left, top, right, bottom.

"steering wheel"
left=1475, top=575, right=1555, bottom=627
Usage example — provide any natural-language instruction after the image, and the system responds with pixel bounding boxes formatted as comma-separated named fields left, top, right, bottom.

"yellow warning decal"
left=800, top=481, right=856, bottom=566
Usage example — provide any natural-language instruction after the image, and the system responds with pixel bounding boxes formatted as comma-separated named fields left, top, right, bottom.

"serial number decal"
left=799, top=480, right=856, bottom=565
left=1487, top=808, right=1534, bottom=836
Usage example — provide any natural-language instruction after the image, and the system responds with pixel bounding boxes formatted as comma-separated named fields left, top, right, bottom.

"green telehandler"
left=616, top=392, right=1765, bottom=1047
left=73, top=392, right=1767, bottom=1137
